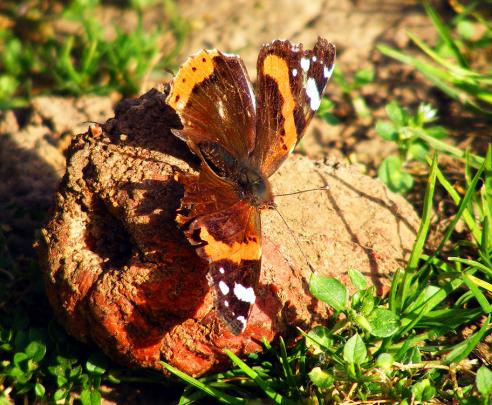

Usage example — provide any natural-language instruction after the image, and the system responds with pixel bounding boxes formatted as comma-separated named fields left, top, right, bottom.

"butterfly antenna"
left=273, top=206, right=317, bottom=275
left=81, top=120, right=103, bottom=126
left=274, top=185, right=330, bottom=197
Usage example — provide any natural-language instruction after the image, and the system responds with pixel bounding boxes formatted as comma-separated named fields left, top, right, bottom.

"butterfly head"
left=237, top=165, right=274, bottom=209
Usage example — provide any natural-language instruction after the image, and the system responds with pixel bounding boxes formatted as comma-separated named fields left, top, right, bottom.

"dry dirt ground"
left=0, top=0, right=482, bottom=403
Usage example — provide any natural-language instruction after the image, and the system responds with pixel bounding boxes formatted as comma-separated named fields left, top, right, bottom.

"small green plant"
left=334, top=67, right=375, bottom=119
left=378, top=2, right=492, bottom=115
left=376, top=101, right=448, bottom=193
left=317, top=66, right=375, bottom=125
left=317, top=98, right=339, bottom=125
left=0, top=317, right=117, bottom=404
left=0, top=229, right=118, bottom=403
left=0, top=0, right=189, bottom=109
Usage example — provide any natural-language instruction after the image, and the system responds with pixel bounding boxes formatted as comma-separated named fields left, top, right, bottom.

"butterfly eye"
left=237, top=171, right=248, bottom=185
left=253, top=180, right=265, bottom=194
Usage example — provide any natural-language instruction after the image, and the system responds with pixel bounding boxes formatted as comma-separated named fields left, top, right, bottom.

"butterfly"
left=166, top=37, right=335, bottom=334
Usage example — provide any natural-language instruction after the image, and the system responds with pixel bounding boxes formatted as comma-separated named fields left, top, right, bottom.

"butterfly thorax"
left=237, top=165, right=274, bottom=209
left=199, top=141, right=274, bottom=209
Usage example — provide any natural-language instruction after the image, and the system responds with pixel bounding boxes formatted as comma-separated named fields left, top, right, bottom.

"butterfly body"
left=198, top=140, right=274, bottom=209
left=167, top=38, right=335, bottom=335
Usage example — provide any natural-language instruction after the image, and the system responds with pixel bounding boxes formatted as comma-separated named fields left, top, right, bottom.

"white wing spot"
left=219, top=281, right=230, bottom=295
left=236, top=315, right=247, bottom=328
left=217, top=101, right=225, bottom=119
left=224, top=300, right=229, bottom=307
left=219, top=267, right=225, bottom=274
left=324, top=64, right=334, bottom=79
left=292, top=68, right=298, bottom=77
left=247, top=80, right=256, bottom=111
left=306, top=78, right=321, bottom=110
left=233, top=283, right=256, bottom=304
left=300, top=57, right=310, bottom=72
left=312, top=55, right=317, bottom=62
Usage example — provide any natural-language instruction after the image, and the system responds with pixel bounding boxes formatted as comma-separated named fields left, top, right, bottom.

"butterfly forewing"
left=167, top=49, right=256, bottom=159
left=253, top=37, right=336, bottom=176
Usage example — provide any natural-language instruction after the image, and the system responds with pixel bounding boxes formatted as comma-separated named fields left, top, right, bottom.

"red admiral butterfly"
left=167, top=37, right=336, bottom=334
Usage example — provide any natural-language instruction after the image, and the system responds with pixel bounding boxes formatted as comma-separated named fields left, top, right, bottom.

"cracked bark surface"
left=39, top=87, right=420, bottom=377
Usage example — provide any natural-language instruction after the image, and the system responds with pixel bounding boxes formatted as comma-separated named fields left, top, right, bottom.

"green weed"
left=318, top=66, right=375, bottom=125
left=333, top=67, right=375, bottom=119
left=375, top=101, right=448, bottom=193
left=378, top=2, right=492, bottom=116
left=0, top=0, right=188, bottom=109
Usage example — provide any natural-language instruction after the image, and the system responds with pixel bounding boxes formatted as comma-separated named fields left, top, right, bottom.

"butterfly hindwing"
left=167, top=50, right=256, bottom=160
left=205, top=209, right=261, bottom=335
left=177, top=166, right=261, bottom=335
left=253, top=37, right=336, bottom=176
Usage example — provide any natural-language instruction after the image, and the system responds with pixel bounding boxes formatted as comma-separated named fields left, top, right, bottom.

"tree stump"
left=39, top=87, right=419, bottom=377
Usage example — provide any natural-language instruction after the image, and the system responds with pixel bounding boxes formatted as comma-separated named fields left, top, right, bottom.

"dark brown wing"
left=252, top=37, right=336, bottom=176
left=167, top=49, right=256, bottom=160
left=177, top=165, right=261, bottom=335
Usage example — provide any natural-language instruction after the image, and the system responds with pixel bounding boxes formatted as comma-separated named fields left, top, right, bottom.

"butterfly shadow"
left=103, top=87, right=198, bottom=166
left=314, top=170, right=417, bottom=295
left=135, top=177, right=209, bottom=337
left=81, top=171, right=212, bottom=349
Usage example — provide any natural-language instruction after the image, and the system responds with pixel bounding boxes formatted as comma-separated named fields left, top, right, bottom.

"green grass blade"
left=423, top=2, right=468, bottom=67
left=407, top=154, right=438, bottom=270
left=448, top=257, right=492, bottom=277
left=483, top=145, right=492, bottom=247
left=404, top=278, right=463, bottom=316
left=407, top=31, right=475, bottom=78
left=224, top=350, right=295, bottom=405
left=398, top=155, right=438, bottom=311
left=399, top=278, right=463, bottom=335
left=482, top=216, right=491, bottom=259
left=278, top=337, right=298, bottom=393
left=432, top=160, right=485, bottom=257
left=419, top=157, right=487, bottom=274
left=419, top=307, right=483, bottom=329
left=81, top=39, right=99, bottom=76
left=398, top=305, right=430, bottom=336
left=462, top=273, right=492, bottom=312
left=377, top=44, right=464, bottom=99
left=434, top=164, right=481, bottom=243
left=178, top=389, right=207, bottom=405
left=467, top=274, right=492, bottom=294
left=58, top=36, right=82, bottom=87
left=394, top=333, right=414, bottom=361
left=417, top=130, right=484, bottom=168
left=466, top=151, right=482, bottom=219
left=389, top=268, right=403, bottom=312
left=161, top=361, right=244, bottom=405
left=444, top=315, right=491, bottom=364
